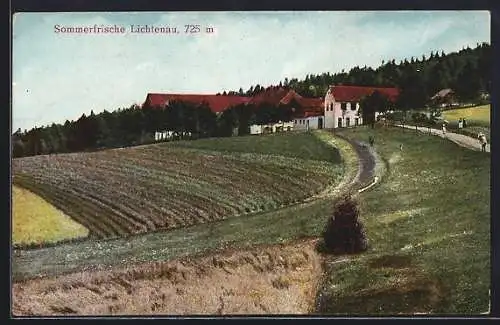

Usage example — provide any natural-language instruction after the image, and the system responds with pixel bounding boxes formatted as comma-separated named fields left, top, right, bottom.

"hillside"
left=12, top=132, right=343, bottom=242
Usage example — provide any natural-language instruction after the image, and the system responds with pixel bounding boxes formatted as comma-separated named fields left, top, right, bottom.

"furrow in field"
left=15, top=174, right=129, bottom=238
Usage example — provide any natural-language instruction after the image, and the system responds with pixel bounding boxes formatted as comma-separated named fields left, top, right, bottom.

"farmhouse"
left=430, top=88, right=459, bottom=108
left=324, top=85, right=399, bottom=129
left=143, top=84, right=399, bottom=139
left=144, top=87, right=326, bottom=135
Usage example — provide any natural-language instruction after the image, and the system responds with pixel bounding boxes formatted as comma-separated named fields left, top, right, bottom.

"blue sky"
left=12, top=11, right=490, bottom=131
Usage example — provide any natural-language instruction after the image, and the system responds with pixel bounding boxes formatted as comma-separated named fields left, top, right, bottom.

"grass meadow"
left=12, top=131, right=354, bottom=281
left=13, top=127, right=490, bottom=315
left=315, top=126, right=490, bottom=315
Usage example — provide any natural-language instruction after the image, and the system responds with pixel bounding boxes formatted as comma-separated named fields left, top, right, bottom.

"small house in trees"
left=293, top=111, right=325, bottom=131
left=430, top=88, right=458, bottom=108
left=324, top=85, right=399, bottom=128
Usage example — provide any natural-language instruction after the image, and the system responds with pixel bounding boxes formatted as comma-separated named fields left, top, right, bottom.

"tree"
left=12, top=139, right=25, bottom=157
left=359, top=91, right=392, bottom=128
left=322, top=194, right=367, bottom=254
left=455, top=60, right=481, bottom=102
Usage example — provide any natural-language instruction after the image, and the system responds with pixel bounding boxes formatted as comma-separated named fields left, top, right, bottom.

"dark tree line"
left=231, top=42, right=490, bottom=106
left=12, top=100, right=297, bottom=158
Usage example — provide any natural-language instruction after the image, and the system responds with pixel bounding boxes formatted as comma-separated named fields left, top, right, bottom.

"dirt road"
left=396, top=124, right=490, bottom=153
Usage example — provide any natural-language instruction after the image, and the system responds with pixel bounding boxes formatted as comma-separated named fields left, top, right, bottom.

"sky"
left=12, top=11, right=490, bottom=131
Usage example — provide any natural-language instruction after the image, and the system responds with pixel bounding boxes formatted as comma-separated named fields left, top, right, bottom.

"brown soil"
left=12, top=239, right=324, bottom=316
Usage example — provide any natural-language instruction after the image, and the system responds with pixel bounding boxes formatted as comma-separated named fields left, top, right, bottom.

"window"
left=351, top=102, right=357, bottom=110
left=337, top=117, right=342, bottom=128
left=341, top=102, right=347, bottom=110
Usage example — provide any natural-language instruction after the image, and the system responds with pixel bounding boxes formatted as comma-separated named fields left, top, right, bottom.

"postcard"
left=11, top=10, right=491, bottom=317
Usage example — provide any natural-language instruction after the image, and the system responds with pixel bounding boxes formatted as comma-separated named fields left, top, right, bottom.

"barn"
left=143, top=84, right=400, bottom=138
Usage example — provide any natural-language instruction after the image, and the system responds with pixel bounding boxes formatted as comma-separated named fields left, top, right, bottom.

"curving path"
left=333, top=133, right=377, bottom=192
left=396, top=124, right=490, bottom=153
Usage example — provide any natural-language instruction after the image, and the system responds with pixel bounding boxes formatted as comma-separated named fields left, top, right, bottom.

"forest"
left=12, top=43, right=490, bottom=158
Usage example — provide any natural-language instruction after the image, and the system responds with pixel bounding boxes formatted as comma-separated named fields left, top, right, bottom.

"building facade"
left=144, top=85, right=399, bottom=134
left=293, top=114, right=324, bottom=131
left=324, top=85, right=399, bottom=129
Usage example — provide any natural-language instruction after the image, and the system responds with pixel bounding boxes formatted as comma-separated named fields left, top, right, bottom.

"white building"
left=154, top=130, right=191, bottom=141
left=293, top=114, right=325, bottom=131
left=324, top=85, right=399, bottom=129
left=250, top=121, right=295, bottom=135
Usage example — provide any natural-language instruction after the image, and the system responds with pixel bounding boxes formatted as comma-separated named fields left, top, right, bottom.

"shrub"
left=322, top=194, right=368, bottom=254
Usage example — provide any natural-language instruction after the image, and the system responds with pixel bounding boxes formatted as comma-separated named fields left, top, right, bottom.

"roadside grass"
left=168, top=131, right=342, bottom=163
left=12, top=186, right=89, bottom=246
left=12, top=131, right=354, bottom=281
left=315, top=127, right=490, bottom=315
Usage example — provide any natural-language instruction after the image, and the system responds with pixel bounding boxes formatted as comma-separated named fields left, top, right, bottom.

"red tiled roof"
left=144, top=93, right=252, bottom=113
left=296, top=97, right=324, bottom=109
left=329, top=85, right=399, bottom=102
left=249, top=87, right=290, bottom=105
left=145, top=88, right=325, bottom=115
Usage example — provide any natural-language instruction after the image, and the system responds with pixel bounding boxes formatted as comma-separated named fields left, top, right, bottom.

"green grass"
left=442, top=104, right=490, bottom=127
left=316, top=127, right=490, bottom=315
left=12, top=131, right=353, bottom=281
left=169, top=131, right=342, bottom=162
left=439, top=104, right=491, bottom=143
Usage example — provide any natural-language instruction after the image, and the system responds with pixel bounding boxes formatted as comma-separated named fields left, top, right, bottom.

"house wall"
left=250, top=124, right=263, bottom=135
left=324, top=90, right=336, bottom=129
left=250, top=122, right=294, bottom=135
left=324, top=90, right=363, bottom=129
left=155, top=130, right=189, bottom=141
left=293, top=116, right=323, bottom=130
